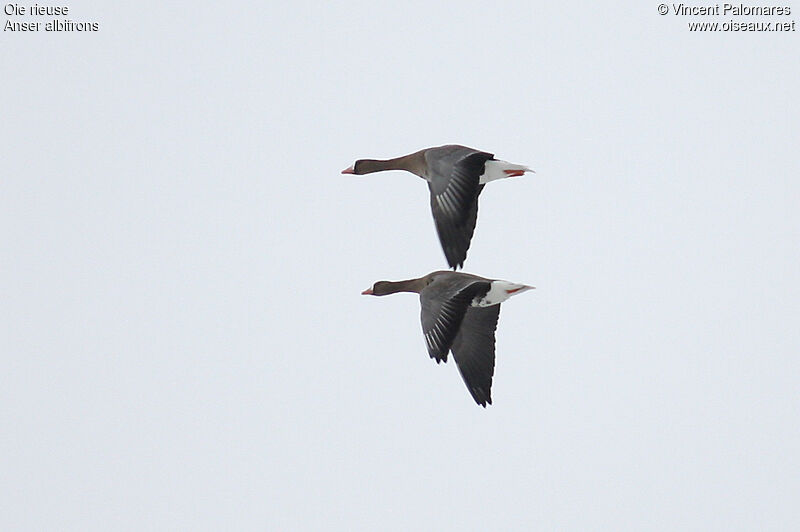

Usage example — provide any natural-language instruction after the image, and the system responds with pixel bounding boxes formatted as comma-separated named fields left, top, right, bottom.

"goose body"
left=343, top=145, right=533, bottom=269
left=362, top=270, right=534, bottom=407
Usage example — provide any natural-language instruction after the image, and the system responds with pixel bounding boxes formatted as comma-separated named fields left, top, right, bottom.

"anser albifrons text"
left=343, top=145, right=533, bottom=269
left=362, top=270, right=534, bottom=406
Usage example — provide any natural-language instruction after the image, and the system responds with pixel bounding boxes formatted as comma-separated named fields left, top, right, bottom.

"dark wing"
left=420, top=276, right=491, bottom=363
left=450, top=305, right=501, bottom=407
left=426, top=147, right=494, bottom=269
left=460, top=183, right=485, bottom=258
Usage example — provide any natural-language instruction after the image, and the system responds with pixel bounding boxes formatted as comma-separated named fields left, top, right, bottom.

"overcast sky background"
left=2, top=1, right=799, bottom=530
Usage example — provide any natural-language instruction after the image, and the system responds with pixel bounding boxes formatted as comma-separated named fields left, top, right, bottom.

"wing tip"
left=445, top=252, right=466, bottom=270
left=471, top=388, right=493, bottom=407
left=429, top=352, right=448, bottom=364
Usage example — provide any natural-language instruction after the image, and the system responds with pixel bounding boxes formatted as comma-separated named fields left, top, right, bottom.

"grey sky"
left=2, top=1, right=799, bottom=530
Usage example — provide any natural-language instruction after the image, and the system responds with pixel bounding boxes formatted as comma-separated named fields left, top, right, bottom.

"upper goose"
left=343, top=145, right=533, bottom=269
left=362, top=270, right=534, bottom=407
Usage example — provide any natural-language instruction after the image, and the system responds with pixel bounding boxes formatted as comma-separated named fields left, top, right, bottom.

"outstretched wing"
left=426, top=147, right=494, bottom=269
left=419, top=276, right=491, bottom=363
left=450, top=305, right=501, bottom=407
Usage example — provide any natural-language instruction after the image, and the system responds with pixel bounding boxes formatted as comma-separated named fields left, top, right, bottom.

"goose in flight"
left=362, top=270, right=534, bottom=406
left=343, top=145, right=533, bottom=269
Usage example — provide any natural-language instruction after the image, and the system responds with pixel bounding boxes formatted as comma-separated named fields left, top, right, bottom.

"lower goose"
left=362, top=271, right=534, bottom=407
